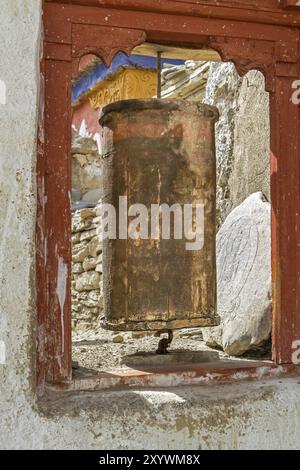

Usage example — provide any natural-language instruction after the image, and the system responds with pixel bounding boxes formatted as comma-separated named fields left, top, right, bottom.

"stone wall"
left=72, top=130, right=102, bottom=203
left=71, top=131, right=104, bottom=331
left=72, top=206, right=103, bottom=332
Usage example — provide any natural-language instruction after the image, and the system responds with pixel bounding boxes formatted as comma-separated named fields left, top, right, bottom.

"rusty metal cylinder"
left=99, top=99, right=219, bottom=331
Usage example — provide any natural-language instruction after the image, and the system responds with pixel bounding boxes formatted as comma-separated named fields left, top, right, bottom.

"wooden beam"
left=133, top=42, right=221, bottom=62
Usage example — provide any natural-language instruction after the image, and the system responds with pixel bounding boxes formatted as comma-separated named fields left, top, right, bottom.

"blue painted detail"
left=72, top=53, right=184, bottom=103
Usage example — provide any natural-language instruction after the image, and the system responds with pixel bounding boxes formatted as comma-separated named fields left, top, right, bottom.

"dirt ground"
left=72, top=324, right=271, bottom=372
left=72, top=326, right=222, bottom=371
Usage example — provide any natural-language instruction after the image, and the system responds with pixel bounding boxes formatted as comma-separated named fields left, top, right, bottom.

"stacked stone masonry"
left=72, top=206, right=103, bottom=331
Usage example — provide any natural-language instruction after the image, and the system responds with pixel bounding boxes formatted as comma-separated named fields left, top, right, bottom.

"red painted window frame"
left=37, top=0, right=300, bottom=390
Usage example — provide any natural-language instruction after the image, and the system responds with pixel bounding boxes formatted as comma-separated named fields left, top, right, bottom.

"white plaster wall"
left=0, top=0, right=300, bottom=450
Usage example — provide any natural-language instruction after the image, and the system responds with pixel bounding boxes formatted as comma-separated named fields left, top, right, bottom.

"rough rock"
left=72, top=129, right=98, bottom=155
left=82, top=188, right=102, bottom=202
left=79, top=208, right=96, bottom=220
left=229, top=70, right=270, bottom=210
left=80, top=228, right=97, bottom=242
left=72, top=216, right=95, bottom=233
left=75, top=271, right=101, bottom=292
left=204, top=62, right=241, bottom=227
left=71, top=188, right=81, bottom=201
left=95, top=263, right=103, bottom=273
left=73, top=262, right=84, bottom=274
left=72, top=233, right=81, bottom=244
left=83, top=255, right=101, bottom=272
left=72, top=130, right=102, bottom=200
left=72, top=204, right=104, bottom=331
left=204, top=64, right=270, bottom=227
left=73, top=243, right=89, bottom=262
left=113, top=335, right=124, bottom=344
left=202, top=192, right=272, bottom=356
left=88, top=236, right=102, bottom=257
left=72, top=160, right=102, bottom=197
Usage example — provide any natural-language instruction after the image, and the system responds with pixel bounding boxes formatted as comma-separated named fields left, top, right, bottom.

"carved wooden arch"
left=69, top=25, right=288, bottom=93
left=71, top=25, right=147, bottom=76
left=39, top=0, right=300, bottom=388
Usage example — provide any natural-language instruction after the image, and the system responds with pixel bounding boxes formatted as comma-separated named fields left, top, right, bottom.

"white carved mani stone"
left=203, top=192, right=272, bottom=356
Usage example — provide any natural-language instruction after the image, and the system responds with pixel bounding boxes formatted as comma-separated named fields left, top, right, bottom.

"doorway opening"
left=70, top=43, right=271, bottom=374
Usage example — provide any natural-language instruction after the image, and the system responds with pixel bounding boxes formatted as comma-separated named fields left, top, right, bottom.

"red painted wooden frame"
left=38, top=0, right=300, bottom=387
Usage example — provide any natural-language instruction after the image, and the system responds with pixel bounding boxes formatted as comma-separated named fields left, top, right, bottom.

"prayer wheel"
left=99, top=99, right=220, bottom=331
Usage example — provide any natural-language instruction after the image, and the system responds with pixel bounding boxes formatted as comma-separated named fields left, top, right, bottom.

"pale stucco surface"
left=0, top=1, right=300, bottom=450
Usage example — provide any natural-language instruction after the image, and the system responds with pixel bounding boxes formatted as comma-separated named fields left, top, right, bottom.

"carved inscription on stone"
left=203, top=192, right=271, bottom=356
left=217, top=216, right=258, bottom=315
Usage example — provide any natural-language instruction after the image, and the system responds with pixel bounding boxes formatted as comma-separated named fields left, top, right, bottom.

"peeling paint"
left=56, top=256, right=68, bottom=353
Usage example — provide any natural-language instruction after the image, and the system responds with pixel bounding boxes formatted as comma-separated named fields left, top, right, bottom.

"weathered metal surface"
left=99, top=99, right=219, bottom=331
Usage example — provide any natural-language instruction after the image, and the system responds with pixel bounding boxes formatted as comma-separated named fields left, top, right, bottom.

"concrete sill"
left=48, top=361, right=299, bottom=393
